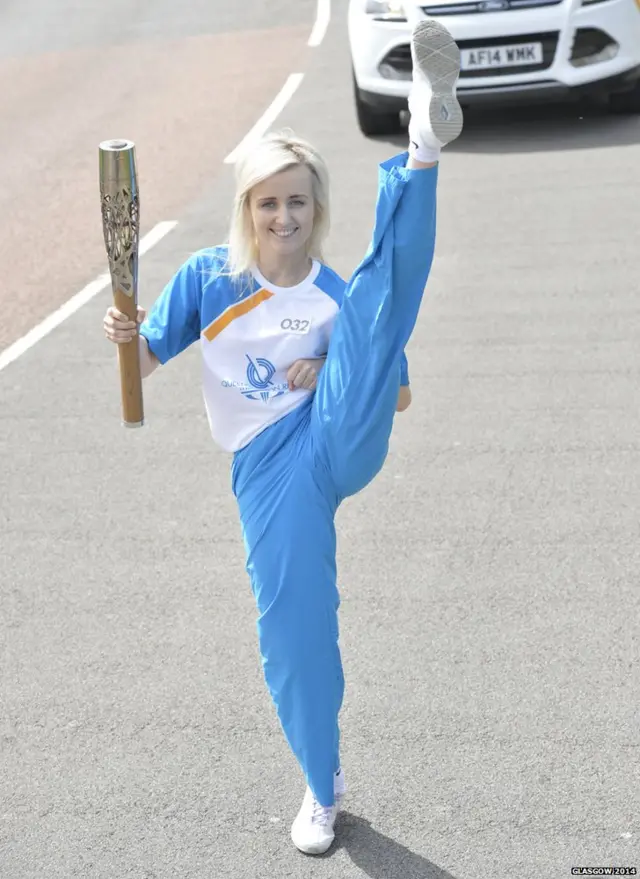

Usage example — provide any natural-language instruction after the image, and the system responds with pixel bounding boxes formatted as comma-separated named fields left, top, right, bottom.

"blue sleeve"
left=140, top=254, right=201, bottom=364
left=400, top=351, right=410, bottom=386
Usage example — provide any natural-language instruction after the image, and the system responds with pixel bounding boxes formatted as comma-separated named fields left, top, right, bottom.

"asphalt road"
left=1, top=2, right=639, bottom=878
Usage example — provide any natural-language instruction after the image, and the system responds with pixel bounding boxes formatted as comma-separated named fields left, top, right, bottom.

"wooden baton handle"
left=114, top=287, right=144, bottom=427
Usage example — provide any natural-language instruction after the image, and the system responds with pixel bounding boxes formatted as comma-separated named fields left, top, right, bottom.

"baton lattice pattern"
left=100, top=187, right=140, bottom=296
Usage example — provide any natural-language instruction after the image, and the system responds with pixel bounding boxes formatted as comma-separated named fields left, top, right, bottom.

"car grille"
left=421, top=0, right=563, bottom=14
left=379, top=33, right=558, bottom=80
left=457, top=32, right=559, bottom=77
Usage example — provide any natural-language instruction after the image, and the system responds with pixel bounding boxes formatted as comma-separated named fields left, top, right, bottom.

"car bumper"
left=356, top=62, right=640, bottom=107
left=349, top=0, right=640, bottom=103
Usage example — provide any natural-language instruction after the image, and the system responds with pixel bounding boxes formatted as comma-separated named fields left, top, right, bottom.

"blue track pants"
left=231, top=154, right=438, bottom=807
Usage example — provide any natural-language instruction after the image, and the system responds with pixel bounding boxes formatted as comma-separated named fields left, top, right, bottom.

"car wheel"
left=608, top=79, right=640, bottom=114
left=353, top=74, right=402, bottom=137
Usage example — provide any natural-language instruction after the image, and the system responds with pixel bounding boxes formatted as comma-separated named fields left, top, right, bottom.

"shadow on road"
left=326, top=811, right=462, bottom=879
left=380, top=100, right=640, bottom=154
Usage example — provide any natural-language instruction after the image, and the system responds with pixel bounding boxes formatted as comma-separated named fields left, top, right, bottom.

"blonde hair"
left=226, top=130, right=331, bottom=281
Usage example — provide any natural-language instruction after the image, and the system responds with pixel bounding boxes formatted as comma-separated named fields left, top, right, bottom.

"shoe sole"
left=411, top=19, right=463, bottom=145
left=291, top=823, right=336, bottom=856
left=291, top=836, right=334, bottom=856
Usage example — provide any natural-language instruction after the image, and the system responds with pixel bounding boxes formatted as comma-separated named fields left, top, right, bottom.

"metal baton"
left=99, top=139, right=144, bottom=428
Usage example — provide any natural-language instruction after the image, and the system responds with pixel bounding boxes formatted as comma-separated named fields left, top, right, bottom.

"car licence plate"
left=461, top=42, right=543, bottom=70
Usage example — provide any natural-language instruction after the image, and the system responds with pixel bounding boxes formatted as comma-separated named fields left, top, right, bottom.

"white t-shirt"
left=141, top=246, right=409, bottom=453
left=140, top=247, right=340, bottom=452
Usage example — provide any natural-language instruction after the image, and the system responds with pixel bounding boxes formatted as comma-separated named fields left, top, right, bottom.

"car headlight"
left=364, top=0, right=408, bottom=21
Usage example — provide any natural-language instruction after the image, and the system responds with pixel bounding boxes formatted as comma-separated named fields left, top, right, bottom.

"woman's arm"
left=139, top=334, right=161, bottom=379
left=137, top=254, right=202, bottom=367
left=287, top=357, right=412, bottom=410
left=104, top=305, right=161, bottom=379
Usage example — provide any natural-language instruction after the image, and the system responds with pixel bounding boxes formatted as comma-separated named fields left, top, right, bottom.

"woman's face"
left=249, top=165, right=316, bottom=264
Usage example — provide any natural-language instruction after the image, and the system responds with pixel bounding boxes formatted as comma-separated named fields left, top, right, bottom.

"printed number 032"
left=281, top=318, right=310, bottom=333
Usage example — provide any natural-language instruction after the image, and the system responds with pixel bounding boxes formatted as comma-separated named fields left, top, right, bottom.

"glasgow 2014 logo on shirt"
left=220, top=355, right=288, bottom=403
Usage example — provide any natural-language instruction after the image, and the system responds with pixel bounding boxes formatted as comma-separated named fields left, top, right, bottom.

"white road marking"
left=0, top=220, right=177, bottom=374
left=308, top=0, right=331, bottom=47
left=224, top=73, right=305, bottom=165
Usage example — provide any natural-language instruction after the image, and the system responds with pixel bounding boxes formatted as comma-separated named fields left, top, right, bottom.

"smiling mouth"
left=271, top=227, right=299, bottom=239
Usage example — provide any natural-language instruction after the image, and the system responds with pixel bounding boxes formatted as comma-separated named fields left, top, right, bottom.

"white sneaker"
left=290, top=770, right=346, bottom=856
left=409, top=19, right=463, bottom=148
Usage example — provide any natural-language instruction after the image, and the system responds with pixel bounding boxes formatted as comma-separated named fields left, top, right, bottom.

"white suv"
left=348, top=0, right=640, bottom=135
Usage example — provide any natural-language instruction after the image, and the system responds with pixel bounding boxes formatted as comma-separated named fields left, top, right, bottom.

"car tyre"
left=353, top=72, right=403, bottom=137
left=608, top=78, right=640, bottom=114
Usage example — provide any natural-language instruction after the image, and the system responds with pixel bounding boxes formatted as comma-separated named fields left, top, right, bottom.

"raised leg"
left=311, top=19, right=462, bottom=499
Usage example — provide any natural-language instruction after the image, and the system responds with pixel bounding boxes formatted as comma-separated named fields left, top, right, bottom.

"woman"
left=103, top=19, right=463, bottom=856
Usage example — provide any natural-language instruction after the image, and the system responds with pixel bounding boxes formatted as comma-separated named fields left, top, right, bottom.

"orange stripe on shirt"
left=202, top=287, right=274, bottom=342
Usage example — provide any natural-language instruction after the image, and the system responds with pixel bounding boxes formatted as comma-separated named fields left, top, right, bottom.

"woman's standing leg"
left=312, top=19, right=463, bottom=497
left=232, top=405, right=346, bottom=856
